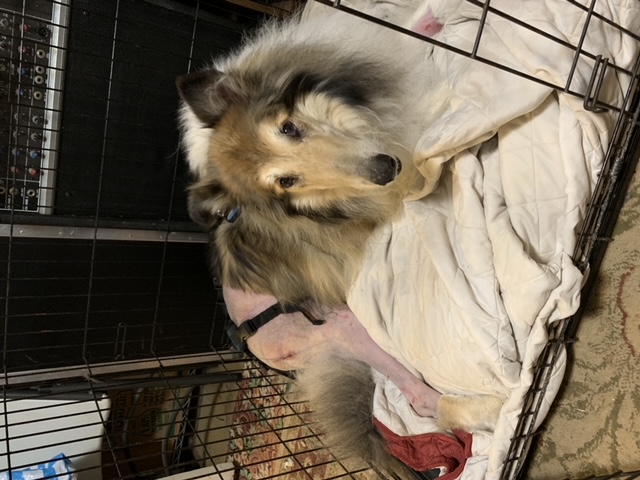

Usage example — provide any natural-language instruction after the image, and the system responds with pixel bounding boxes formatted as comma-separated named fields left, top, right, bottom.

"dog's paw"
left=436, top=394, right=504, bottom=433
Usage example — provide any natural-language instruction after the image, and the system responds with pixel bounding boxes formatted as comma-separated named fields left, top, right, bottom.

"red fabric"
left=374, top=417, right=473, bottom=480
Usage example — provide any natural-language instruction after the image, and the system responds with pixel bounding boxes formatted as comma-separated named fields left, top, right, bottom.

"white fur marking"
left=179, top=104, right=212, bottom=176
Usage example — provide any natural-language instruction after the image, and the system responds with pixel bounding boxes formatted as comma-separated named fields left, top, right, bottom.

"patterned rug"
left=227, top=364, right=375, bottom=479
left=528, top=171, right=640, bottom=478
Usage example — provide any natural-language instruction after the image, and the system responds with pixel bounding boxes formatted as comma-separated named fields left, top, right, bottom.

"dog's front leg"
left=326, top=307, right=442, bottom=417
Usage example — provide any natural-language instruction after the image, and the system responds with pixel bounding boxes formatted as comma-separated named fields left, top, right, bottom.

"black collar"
left=226, top=302, right=324, bottom=352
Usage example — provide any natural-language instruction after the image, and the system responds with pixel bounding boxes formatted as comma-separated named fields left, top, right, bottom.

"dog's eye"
left=279, top=177, right=297, bottom=189
left=281, top=121, right=301, bottom=138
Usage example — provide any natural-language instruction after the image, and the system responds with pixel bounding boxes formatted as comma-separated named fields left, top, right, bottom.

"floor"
left=528, top=168, right=640, bottom=478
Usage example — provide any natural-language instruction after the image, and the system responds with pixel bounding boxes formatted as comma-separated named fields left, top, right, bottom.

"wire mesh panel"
left=0, top=237, right=233, bottom=374
left=318, top=0, right=639, bottom=112
left=1, top=354, right=391, bottom=480
left=0, top=0, right=266, bottom=376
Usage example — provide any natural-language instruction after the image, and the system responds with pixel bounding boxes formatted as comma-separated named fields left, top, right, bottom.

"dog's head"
left=176, top=59, right=407, bottom=220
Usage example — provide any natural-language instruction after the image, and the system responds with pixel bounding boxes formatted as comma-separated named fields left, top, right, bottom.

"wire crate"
left=1, top=0, right=639, bottom=479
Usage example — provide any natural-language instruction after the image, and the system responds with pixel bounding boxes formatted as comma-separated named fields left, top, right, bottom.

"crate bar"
left=0, top=351, right=242, bottom=386
left=0, top=223, right=207, bottom=242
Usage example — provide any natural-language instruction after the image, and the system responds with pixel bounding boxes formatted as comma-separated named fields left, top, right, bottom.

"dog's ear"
left=176, top=70, right=243, bottom=126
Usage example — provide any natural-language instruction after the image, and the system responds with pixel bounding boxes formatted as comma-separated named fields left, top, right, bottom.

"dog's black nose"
left=368, top=154, right=402, bottom=186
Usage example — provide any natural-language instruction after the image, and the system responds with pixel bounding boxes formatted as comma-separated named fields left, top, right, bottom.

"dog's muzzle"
left=366, top=154, right=402, bottom=186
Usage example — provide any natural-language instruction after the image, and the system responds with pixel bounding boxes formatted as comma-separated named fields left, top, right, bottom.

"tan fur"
left=177, top=5, right=448, bottom=306
left=184, top=91, right=415, bottom=305
left=437, top=394, right=505, bottom=432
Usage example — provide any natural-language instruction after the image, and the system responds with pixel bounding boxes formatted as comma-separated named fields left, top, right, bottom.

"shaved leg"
left=320, top=307, right=442, bottom=417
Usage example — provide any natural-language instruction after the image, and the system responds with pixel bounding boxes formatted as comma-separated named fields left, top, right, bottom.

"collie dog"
left=177, top=4, right=448, bottom=306
left=176, top=5, right=501, bottom=476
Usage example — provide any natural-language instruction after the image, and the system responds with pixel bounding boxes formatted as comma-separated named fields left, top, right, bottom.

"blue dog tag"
left=226, top=207, right=241, bottom=223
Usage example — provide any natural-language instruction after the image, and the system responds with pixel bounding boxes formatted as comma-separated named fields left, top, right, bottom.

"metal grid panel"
left=0, top=0, right=265, bottom=377
left=2, top=353, right=391, bottom=479
left=0, top=238, right=231, bottom=376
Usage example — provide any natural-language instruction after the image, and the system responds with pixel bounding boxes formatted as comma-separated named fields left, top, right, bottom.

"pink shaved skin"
left=412, top=8, right=443, bottom=37
left=223, top=286, right=442, bottom=418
